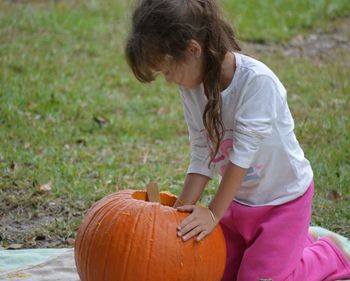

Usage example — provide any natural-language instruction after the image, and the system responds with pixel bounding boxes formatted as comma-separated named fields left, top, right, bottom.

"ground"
left=0, top=6, right=349, bottom=249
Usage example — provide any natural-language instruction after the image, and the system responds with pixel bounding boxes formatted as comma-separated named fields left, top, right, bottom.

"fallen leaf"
left=142, top=149, right=149, bottom=164
left=157, top=107, right=166, bottom=115
left=26, top=101, right=36, bottom=109
left=39, top=182, right=52, bottom=192
left=66, top=238, right=75, bottom=246
left=7, top=272, right=32, bottom=278
left=34, top=235, right=46, bottom=241
left=76, top=138, right=87, bottom=146
left=290, top=34, right=305, bottom=46
left=10, top=161, right=18, bottom=171
left=327, top=190, right=342, bottom=201
left=93, top=116, right=109, bottom=127
left=7, top=243, right=23, bottom=249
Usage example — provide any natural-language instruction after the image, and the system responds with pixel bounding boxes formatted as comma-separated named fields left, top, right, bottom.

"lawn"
left=0, top=0, right=349, bottom=248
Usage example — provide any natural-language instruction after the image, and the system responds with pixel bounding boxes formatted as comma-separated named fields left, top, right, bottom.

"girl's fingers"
left=176, top=205, right=196, bottom=230
left=177, top=220, right=199, bottom=237
left=177, top=212, right=196, bottom=230
left=177, top=205, right=195, bottom=212
left=181, top=225, right=202, bottom=241
left=196, top=230, right=208, bottom=242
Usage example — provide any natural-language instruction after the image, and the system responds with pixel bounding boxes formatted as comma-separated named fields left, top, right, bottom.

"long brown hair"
left=125, top=0, right=241, bottom=167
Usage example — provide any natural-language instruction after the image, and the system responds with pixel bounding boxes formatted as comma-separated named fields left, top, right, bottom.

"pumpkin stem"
left=146, top=182, right=160, bottom=202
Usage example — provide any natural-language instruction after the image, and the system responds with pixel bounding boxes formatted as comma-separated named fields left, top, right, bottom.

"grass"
left=0, top=0, right=349, bottom=246
left=223, top=0, right=350, bottom=42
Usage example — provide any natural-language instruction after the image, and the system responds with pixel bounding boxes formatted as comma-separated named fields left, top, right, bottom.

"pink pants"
left=220, top=181, right=350, bottom=281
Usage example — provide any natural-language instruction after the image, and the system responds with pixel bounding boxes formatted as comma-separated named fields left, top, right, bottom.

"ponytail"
left=200, top=0, right=241, bottom=168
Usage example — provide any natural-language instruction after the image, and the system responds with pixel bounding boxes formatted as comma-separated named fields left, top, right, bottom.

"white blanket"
left=0, top=226, right=349, bottom=281
left=0, top=248, right=79, bottom=281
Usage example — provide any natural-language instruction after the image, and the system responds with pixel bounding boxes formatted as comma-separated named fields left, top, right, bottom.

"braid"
left=201, top=0, right=240, bottom=168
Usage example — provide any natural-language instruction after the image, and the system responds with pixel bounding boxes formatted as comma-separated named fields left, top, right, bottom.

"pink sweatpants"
left=219, top=181, right=350, bottom=281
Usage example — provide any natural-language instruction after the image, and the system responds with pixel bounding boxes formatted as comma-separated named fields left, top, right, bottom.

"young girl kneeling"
left=125, top=0, right=350, bottom=280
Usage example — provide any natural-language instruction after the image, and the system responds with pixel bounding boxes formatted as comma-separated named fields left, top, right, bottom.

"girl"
left=125, top=0, right=350, bottom=280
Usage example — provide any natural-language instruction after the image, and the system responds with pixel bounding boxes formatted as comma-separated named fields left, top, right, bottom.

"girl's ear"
left=187, top=39, right=202, bottom=58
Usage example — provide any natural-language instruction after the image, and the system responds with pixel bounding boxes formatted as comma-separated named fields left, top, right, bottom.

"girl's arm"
left=177, top=162, right=246, bottom=241
left=209, top=162, right=246, bottom=220
left=173, top=173, right=211, bottom=208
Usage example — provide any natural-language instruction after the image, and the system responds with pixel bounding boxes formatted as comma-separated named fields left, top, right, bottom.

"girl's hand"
left=176, top=205, right=217, bottom=242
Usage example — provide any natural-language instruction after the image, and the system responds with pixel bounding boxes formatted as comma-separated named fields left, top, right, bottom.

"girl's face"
left=156, top=41, right=204, bottom=89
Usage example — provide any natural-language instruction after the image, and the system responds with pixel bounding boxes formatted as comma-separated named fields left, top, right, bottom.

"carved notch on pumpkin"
left=132, top=189, right=177, bottom=207
left=146, top=182, right=160, bottom=202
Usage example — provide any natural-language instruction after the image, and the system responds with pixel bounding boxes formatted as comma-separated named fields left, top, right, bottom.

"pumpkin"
left=74, top=189, right=226, bottom=281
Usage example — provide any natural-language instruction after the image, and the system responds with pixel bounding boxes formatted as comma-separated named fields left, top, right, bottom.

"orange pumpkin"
left=74, top=189, right=226, bottom=281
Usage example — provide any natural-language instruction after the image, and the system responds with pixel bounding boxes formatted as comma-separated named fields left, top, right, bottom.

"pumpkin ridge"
left=79, top=196, right=123, bottom=280
left=84, top=197, right=125, bottom=280
left=102, top=198, right=140, bottom=280
left=161, top=209, right=169, bottom=280
left=75, top=195, right=118, bottom=272
left=144, top=203, right=159, bottom=280
left=83, top=192, right=141, bottom=279
left=173, top=210, right=183, bottom=281
left=118, top=201, right=147, bottom=280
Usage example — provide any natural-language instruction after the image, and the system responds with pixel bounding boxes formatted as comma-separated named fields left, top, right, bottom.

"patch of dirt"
left=243, top=17, right=350, bottom=60
left=0, top=183, right=89, bottom=249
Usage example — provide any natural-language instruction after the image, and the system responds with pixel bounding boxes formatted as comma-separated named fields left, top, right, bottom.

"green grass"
left=223, top=0, right=350, bottom=42
left=0, top=0, right=349, bottom=245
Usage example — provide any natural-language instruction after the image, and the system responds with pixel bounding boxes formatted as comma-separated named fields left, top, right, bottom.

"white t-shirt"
left=179, top=52, right=313, bottom=206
